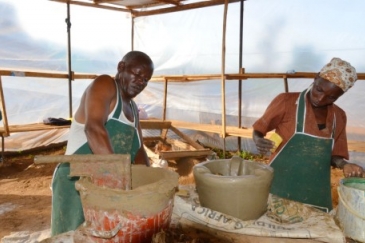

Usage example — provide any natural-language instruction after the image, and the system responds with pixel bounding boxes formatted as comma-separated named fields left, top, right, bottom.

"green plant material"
left=233, top=150, right=266, bottom=162
left=209, top=148, right=267, bottom=163
left=211, top=148, right=232, bottom=159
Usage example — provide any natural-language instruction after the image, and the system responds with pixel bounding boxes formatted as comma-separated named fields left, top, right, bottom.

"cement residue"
left=0, top=202, right=17, bottom=215
left=75, top=165, right=179, bottom=216
left=193, top=156, right=274, bottom=221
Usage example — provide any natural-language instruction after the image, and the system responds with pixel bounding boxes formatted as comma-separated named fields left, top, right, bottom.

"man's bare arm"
left=84, top=76, right=116, bottom=154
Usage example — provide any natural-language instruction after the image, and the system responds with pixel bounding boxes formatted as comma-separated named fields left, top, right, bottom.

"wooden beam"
left=347, top=140, right=365, bottom=153
left=50, top=0, right=242, bottom=17
left=150, top=73, right=365, bottom=82
left=151, top=74, right=221, bottom=82
left=166, top=138, right=196, bottom=151
left=170, top=126, right=205, bottom=150
left=0, top=69, right=69, bottom=79
left=155, top=0, right=181, bottom=5
left=226, top=72, right=365, bottom=80
left=50, top=0, right=131, bottom=12
left=170, top=120, right=254, bottom=137
left=159, top=149, right=211, bottom=160
left=0, top=123, right=70, bottom=133
left=140, top=120, right=172, bottom=129
left=225, top=72, right=317, bottom=80
left=1, top=69, right=363, bottom=82
left=163, top=77, right=168, bottom=120
left=144, top=145, right=159, bottom=160
left=134, top=0, right=241, bottom=17
left=161, top=128, right=169, bottom=140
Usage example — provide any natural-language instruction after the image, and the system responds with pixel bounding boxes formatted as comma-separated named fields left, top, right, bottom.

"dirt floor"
left=0, top=144, right=66, bottom=239
left=0, top=143, right=346, bottom=242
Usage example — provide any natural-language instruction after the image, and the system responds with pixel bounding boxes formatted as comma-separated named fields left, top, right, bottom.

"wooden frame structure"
left=0, top=69, right=216, bottom=161
left=2, top=0, right=365, bottom=158
left=55, top=0, right=245, bottom=154
left=0, top=70, right=72, bottom=160
left=50, top=0, right=242, bottom=17
left=52, top=0, right=365, bottom=155
left=1, top=68, right=364, bottom=158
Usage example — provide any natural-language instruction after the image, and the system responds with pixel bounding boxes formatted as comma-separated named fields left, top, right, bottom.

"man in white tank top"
left=51, top=51, right=154, bottom=236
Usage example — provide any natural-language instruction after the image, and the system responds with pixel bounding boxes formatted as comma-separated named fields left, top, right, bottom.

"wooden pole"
left=163, top=77, right=168, bottom=120
left=0, top=77, right=10, bottom=137
left=283, top=75, right=289, bottom=92
left=220, top=0, right=229, bottom=157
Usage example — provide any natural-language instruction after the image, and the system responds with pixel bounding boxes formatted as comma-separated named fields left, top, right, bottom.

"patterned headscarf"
left=319, top=57, right=357, bottom=92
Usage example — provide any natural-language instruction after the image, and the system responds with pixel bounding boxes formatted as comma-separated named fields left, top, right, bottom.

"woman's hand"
left=253, top=130, right=274, bottom=155
left=343, top=163, right=364, bottom=178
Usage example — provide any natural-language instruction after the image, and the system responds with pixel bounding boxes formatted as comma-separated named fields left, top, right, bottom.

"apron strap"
left=112, top=81, right=122, bottom=119
left=296, top=87, right=337, bottom=138
left=331, top=114, right=336, bottom=138
left=295, top=89, right=308, bottom=133
left=112, top=81, right=138, bottom=128
left=130, top=100, right=138, bottom=128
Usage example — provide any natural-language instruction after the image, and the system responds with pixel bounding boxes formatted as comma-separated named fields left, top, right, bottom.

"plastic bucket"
left=193, top=156, right=274, bottom=221
left=75, top=165, right=179, bottom=243
left=336, top=177, right=365, bottom=242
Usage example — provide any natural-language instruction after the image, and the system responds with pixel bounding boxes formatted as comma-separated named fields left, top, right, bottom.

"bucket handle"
left=337, top=187, right=365, bottom=221
left=77, top=221, right=122, bottom=239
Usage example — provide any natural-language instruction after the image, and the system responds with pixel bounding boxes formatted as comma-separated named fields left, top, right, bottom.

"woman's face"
left=309, top=75, right=344, bottom=108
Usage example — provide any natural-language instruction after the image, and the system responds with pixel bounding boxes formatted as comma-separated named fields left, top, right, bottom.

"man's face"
left=120, top=60, right=154, bottom=98
left=309, top=76, right=344, bottom=108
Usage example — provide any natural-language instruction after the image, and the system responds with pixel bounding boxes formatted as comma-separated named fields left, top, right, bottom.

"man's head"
left=319, top=57, right=357, bottom=92
left=117, top=51, right=154, bottom=99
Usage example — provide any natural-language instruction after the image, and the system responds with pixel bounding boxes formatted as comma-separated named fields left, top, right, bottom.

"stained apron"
left=51, top=93, right=140, bottom=236
left=269, top=89, right=334, bottom=211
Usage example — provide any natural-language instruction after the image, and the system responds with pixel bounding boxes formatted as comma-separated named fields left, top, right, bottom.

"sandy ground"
left=0, top=143, right=347, bottom=242
left=0, top=145, right=67, bottom=240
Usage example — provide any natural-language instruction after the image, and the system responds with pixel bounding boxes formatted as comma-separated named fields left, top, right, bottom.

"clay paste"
left=193, top=156, right=274, bottom=221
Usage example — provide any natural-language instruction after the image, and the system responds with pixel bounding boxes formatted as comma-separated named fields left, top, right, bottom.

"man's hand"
left=343, top=163, right=364, bottom=178
left=253, top=130, right=274, bottom=155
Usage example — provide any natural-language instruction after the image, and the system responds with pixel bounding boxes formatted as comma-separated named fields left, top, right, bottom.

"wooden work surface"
left=169, top=120, right=365, bottom=153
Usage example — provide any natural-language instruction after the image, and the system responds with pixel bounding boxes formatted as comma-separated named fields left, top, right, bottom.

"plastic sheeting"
left=1, top=0, right=365, bottom=159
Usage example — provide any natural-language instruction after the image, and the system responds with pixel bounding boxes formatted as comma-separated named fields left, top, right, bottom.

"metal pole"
left=66, top=2, right=73, bottom=118
left=238, top=0, right=245, bottom=152
left=131, top=15, right=135, bottom=50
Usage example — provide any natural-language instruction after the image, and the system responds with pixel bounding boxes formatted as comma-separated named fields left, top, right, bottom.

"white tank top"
left=65, top=81, right=136, bottom=155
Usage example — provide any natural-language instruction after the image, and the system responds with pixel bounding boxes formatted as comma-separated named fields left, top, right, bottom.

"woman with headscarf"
left=252, top=57, right=364, bottom=212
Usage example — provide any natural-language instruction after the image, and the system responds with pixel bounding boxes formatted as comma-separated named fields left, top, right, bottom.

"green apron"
left=270, top=89, right=334, bottom=211
left=51, top=93, right=140, bottom=236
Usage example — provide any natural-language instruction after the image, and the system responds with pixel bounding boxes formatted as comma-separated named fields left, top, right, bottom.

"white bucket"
left=336, top=178, right=365, bottom=242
